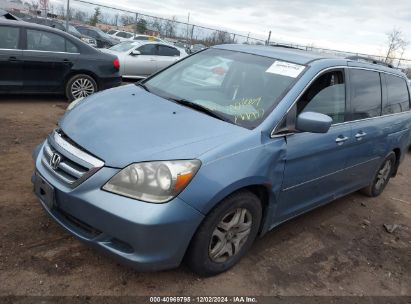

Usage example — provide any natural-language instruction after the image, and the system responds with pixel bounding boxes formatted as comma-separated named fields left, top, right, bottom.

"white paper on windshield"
left=266, top=61, right=305, bottom=78
left=194, top=100, right=259, bottom=116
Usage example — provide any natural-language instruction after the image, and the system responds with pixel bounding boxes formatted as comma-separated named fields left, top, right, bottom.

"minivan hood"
left=59, top=85, right=246, bottom=168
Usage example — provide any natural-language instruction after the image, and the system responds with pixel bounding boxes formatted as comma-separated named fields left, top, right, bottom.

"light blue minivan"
left=32, top=45, right=411, bottom=276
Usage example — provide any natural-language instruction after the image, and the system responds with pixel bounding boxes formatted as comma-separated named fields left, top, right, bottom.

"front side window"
left=384, top=74, right=410, bottom=114
left=144, top=48, right=302, bottom=129
left=158, top=45, right=180, bottom=56
left=349, top=69, right=382, bottom=120
left=0, top=26, right=19, bottom=49
left=27, top=29, right=65, bottom=52
left=297, top=71, right=346, bottom=124
left=137, top=44, right=157, bottom=55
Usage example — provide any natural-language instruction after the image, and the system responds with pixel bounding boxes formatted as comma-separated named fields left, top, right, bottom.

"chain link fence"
left=66, top=0, right=265, bottom=46
left=5, top=0, right=410, bottom=70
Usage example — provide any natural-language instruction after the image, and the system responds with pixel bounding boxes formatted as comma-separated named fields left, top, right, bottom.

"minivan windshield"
left=143, top=48, right=304, bottom=129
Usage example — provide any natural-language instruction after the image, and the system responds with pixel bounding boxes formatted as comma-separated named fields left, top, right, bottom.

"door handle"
left=8, top=56, right=18, bottom=62
left=355, top=131, right=367, bottom=140
left=63, top=59, right=71, bottom=64
left=335, top=136, right=349, bottom=145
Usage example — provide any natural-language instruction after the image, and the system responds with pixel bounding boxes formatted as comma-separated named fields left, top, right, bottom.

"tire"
left=186, top=190, right=262, bottom=276
left=65, top=74, right=98, bottom=102
left=361, top=152, right=396, bottom=197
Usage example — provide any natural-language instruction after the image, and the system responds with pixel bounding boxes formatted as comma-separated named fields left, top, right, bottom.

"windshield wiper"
left=166, top=97, right=230, bottom=122
left=136, top=82, right=150, bottom=92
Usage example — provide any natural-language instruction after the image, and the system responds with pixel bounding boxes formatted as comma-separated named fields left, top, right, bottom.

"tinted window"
left=107, top=30, right=117, bottom=35
left=158, top=45, right=179, bottom=56
left=116, top=32, right=129, bottom=38
left=384, top=75, right=410, bottom=114
left=51, top=22, right=65, bottom=31
left=0, top=26, right=19, bottom=49
left=86, top=29, right=98, bottom=38
left=66, top=40, right=78, bottom=53
left=137, top=44, right=157, bottom=55
left=297, top=71, right=346, bottom=124
left=350, top=69, right=382, bottom=120
left=27, top=29, right=65, bottom=52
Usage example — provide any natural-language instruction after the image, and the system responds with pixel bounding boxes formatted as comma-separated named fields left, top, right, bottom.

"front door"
left=0, top=25, right=23, bottom=93
left=277, top=69, right=353, bottom=221
left=124, top=44, right=158, bottom=77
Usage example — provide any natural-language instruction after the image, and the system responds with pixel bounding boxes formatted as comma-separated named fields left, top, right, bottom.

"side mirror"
left=130, top=50, right=141, bottom=56
left=296, top=112, right=332, bottom=133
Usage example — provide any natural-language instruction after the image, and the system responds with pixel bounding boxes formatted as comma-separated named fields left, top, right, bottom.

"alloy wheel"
left=375, top=159, right=392, bottom=191
left=209, top=208, right=252, bottom=263
left=71, top=78, right=95, bottom=99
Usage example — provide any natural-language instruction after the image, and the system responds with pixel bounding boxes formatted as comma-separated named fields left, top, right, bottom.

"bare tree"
left=384, top=28, right=408, bottom=64
left=164, top=16, right=177, bottom=38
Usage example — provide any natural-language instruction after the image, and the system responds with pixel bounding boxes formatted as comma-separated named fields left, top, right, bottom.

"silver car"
left=101, top=41, right=187, bottom=79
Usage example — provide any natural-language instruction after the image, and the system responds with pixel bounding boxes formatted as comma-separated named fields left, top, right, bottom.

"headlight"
left=103, top=160, right=201, bottom=203
left=67, top=97, right=84, bottom=111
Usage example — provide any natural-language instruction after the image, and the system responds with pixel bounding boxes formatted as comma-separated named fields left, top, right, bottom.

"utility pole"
left=186, top=12, right=190, bottom=42
left=266, top=30, right=272, bottom=46
left=246, top=32, right=250, bottom=44
left=65, top=0, right=70, bottom=31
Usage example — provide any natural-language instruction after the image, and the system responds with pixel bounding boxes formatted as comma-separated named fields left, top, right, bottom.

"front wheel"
left=361, top=152, right=396, bottom=197
left=65, top=74, right=98, bottom=102
left=186, top=190, right=262, bottom=276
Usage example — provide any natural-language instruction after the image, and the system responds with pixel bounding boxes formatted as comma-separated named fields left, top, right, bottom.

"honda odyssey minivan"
left=32, top=45, right=411, bottom=276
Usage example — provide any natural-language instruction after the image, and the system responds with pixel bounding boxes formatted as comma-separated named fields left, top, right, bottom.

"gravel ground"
left=0, top=96, right=410, bottom=297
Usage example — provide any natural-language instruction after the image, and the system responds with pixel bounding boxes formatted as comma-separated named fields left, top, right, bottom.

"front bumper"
left=32, top=142, right=204, bottom=271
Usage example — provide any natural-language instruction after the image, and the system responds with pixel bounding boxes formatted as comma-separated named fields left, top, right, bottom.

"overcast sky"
left=60, top=0, right=411, bottom=58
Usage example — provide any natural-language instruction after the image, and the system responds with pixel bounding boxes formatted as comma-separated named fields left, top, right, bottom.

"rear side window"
left=66, top=40, right=78, bottom=53
left=116, top=32, right=132, bottom=38
left=349, top=69, right=382, bottom=120
left=137, top=44, right=157, bottom=55
left=158, top=45, right=180, bottom=56
left=27, top=29, right=65, bottom=52
left=0, top=26, right=19, bottom=49
left=297, top=71, right=346, bottom=124
left=384, top=75, right=410, bottom=114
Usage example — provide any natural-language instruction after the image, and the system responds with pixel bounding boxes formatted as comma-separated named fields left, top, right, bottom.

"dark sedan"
left=0, top=19, right=121, bottom=101
left=74, top=25, right=119, bottom=48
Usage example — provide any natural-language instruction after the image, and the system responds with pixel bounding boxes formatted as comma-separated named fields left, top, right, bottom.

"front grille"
left=41, top=129, right=104, bottom=187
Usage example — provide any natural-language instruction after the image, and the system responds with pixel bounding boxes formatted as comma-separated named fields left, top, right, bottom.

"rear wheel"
left=65, top=74, right=97, bottom=101
left=361, top=152, right=396, bottom=197
left=186, top=190, right=262, bottom=276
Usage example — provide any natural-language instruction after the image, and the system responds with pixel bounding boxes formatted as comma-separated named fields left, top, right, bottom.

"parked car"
left=101, top=41, right=187, bottom=79
left=110, top=30, right=134, bottom=41
left=26, top=17, right=97, bottom=47
left=0, top=19, right=121, bottom=100
left=189, top=43, right=206, bottom=54
left=32, top=44, right=411, bottom=276
left=131, top=34, right=164, bottom=42
left=0, top=9, right=19, bottom=20
left=74, top=25, right=119, bottom=48
left=106, top=29, right=119, bottom=36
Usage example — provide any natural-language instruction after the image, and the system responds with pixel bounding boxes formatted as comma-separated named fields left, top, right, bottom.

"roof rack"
left=346, top=55, right=394, bottom=68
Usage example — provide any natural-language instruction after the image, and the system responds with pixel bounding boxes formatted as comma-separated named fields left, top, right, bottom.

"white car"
left=101, top=41, right=187, bottom=79
left=107, top=30, right=135, bottom=42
